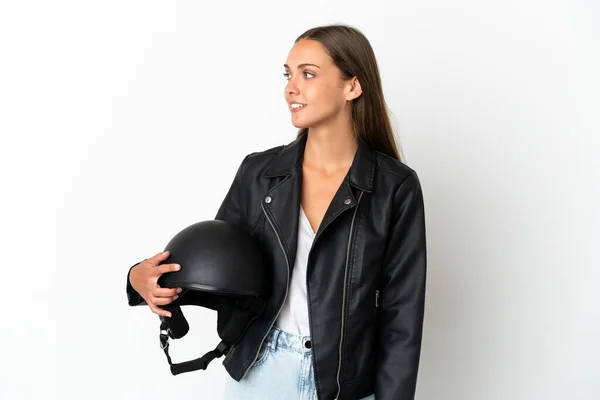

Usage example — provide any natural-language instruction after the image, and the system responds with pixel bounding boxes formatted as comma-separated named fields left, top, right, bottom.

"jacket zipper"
left=240, top=200, right=291, bottom=380
left=334, top=191, right=363, bottom=400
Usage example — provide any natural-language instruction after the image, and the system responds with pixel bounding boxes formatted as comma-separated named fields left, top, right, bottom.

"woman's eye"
left=283, top=72, right=315, bottom=80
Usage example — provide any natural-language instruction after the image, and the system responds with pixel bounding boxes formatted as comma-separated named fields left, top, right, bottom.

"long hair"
left=294, top=24, right=404, bottom=162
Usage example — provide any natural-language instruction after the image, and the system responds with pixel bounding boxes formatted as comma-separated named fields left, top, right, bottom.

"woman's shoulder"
left=373, top=149, right=419, bottom=185
left=238, top=143, right=285, bottom=172
left=230, top=142, right=288, bottom=185
left=244, top=144, right=285, bottom=163
left=237, top=134, right=305, bottom=176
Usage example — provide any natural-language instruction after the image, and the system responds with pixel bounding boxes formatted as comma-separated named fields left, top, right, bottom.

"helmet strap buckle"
left=158, top=312, right=231, bottom=375
left=159, top=328, right=170, bottom=350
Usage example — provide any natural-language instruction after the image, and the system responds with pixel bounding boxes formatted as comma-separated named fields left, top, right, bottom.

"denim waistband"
left=265, top=327, right=313, bottom=354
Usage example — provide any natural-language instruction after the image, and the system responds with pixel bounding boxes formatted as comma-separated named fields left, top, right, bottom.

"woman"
left=128, top=24, right=427, bottom=400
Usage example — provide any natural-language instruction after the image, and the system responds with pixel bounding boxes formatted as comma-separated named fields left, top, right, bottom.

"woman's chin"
left=290, top=114, right=315, bottom=129
left=290, top=119, right=309, bottom=129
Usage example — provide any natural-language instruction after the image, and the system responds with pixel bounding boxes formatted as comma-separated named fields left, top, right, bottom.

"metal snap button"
left=344, top=198, right=351, bottom=205
left=265, top=196, right=272, bottom=204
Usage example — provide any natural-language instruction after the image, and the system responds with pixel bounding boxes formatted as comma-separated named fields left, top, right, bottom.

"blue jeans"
left=223, top=327, right=375, bottom=400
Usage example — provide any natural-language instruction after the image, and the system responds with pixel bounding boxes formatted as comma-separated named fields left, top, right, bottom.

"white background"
left=1, top=1, right=598, bottom=399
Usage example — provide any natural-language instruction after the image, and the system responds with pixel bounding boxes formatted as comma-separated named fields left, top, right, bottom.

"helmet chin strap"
left=158, top=305, right=231, bottom=375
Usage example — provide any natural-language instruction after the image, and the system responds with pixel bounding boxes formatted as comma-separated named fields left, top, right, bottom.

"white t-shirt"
left=274, top=205, right=315, bottom=336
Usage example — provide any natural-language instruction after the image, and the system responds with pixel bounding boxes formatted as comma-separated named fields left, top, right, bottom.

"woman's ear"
left=346, top=76, right=362, bottom=101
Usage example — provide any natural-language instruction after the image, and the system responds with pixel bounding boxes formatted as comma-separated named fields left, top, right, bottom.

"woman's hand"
left=129, top=250, right=182, bottom=317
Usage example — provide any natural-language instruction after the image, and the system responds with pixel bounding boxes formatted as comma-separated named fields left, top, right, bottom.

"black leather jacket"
left=126, top=132, right=427, bottom=400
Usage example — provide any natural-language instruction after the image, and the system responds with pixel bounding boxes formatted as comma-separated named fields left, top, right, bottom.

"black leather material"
left=126, top=132, right=427, bottom=399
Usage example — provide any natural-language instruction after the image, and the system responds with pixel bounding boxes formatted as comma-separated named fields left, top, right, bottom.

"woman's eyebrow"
left=283, top=63, right=321, bottom=69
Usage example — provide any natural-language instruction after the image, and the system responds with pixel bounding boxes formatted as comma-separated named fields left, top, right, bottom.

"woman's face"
left=283, top=39, right=357, bottom=129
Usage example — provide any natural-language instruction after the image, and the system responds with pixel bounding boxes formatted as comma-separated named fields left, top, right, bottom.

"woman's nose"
left=286, top=78, right=299, bottom=95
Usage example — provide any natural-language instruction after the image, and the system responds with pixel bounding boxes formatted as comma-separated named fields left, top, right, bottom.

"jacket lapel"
left=261, top=132, right=376, bottom=269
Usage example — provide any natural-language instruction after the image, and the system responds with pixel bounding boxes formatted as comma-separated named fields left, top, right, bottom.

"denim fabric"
left=223, top=327, right=375, bottom=400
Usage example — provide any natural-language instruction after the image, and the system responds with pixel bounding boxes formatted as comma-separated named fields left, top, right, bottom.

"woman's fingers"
left=148, top=250, right=170, bottom=266
left=156, top=263, right=181, bottom=275
left=149, top=303, right=172, bottom=318
left=150, top=294, right=179, bottom=306
left=153, top=287, right=181, bottom=298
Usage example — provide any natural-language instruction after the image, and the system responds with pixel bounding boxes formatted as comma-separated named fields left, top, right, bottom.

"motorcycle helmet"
left=154, top=219, right=270, bottom=375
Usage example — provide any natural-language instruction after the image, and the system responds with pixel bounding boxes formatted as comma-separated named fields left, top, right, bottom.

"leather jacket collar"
left=262, top=132, right=376, bottom=194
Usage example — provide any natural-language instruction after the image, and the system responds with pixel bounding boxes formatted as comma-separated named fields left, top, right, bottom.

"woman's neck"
left=304, top=123, right=357, bottom=175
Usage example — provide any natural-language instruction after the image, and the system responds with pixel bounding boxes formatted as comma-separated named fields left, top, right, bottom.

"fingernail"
left=176, top=288, right=182, bottom=293
left=173, top=295, right=178, bottom=300
left=175, top=264, right=181, bottom=270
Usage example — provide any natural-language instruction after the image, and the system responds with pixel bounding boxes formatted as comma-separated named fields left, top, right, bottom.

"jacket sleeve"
left=375, top=170, right=427, bottom=400
left=125, top=154, right=250, bottom=307
left=126, top=261, right=146, bottom=306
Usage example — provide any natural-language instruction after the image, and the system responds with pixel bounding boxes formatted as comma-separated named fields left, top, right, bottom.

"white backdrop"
left=1, top=1, right=599, bottom=399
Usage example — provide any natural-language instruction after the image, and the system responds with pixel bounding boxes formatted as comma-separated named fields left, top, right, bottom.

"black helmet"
left=155, top=219, right=270, bottom=375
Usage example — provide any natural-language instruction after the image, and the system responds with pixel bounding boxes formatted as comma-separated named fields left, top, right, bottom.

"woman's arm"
left=126, top=261, right=146, bottom=306
left=125, top=154, right=250, bottom=306
left=375, top=170, right=427, bottom=400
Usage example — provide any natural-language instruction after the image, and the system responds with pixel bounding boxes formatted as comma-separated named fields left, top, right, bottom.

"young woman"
left=128, top=24, right=427, bottom=400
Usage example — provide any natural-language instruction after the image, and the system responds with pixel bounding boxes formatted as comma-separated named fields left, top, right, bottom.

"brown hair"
left=294, top=24, right=404, bottom=162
